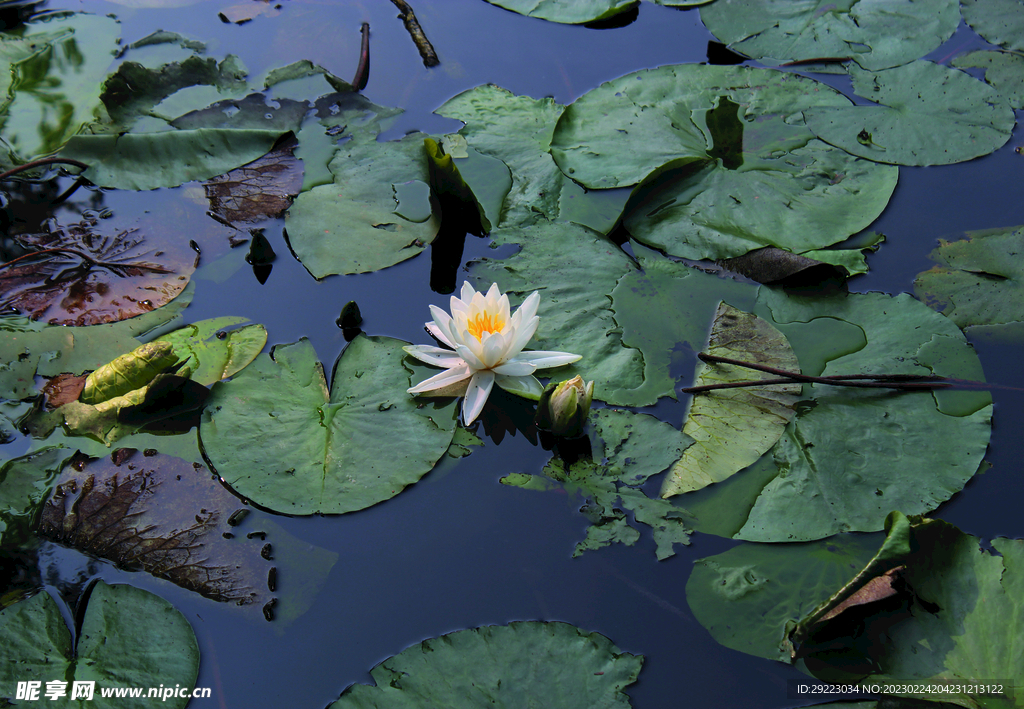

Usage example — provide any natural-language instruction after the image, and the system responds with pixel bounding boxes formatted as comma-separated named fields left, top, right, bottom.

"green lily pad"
left=551, top=64, right=897, bottom=261
left=686, top=531, right=886, bottom=662
left=0, top=582, right=199, bottom=708
left=60, top=128, right=286, bottom=190
left=699, top=0, right=959, bottom=71
left=0, top=447, right=69, bottom=550
left=328, top=621, right=643, bottom=708
left=804, top=61, right=1016, bottom=166
left=0, top=13, right=120, bottom=167
left=953, top=50, right=1024, bottom=110
left=284, top=133, right=440, bottom=278
left=962, top=0, right=1024, bottom=52
left=661, top=302, right=800, bottom=498
left=914, top=225, right=1024, bottom=332
left=155, top=317, right=267, bottom=385
left=480, top=0, right=639, bottom=24
left=0, top=284, right=194, bottom=400
left=468, top=220, right=648, bottom=405
left=199, top=336, right=458, bottom=515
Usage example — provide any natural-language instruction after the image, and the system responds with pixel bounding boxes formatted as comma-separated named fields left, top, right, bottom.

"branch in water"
left=389, top=0, right=440, bottom=67
left=0, top=157, right=88, bottom=182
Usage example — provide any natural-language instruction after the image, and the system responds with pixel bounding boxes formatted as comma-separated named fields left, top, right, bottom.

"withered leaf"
left=204, top=135, right=304, bottom=225
left=38, top=449, right=271, bottom=608
left=0, top=219, right=195, bottom=326
left=718, top=247, right=845, bottom=285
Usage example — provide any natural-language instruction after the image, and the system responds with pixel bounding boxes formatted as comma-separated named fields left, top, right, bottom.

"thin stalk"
left=0, top=157, right=88, bottom=182
left=389, top=0, right=440, bottom=67
left=353, top=22, right=370, bottom=90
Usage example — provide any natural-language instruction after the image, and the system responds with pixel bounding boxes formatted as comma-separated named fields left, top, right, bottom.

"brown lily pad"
left=0, top=219, right=195, bottom=326
left=38, top=449, right=272, bottom=608
left=204, top=135, right=304, bottom=225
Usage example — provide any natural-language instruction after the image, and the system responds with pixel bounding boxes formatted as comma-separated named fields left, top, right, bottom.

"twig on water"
left=0, top=157, right=88, bottom=182
left=682, top=352, right=952, bottom=394
left=389, top=0, right=440, bottom=67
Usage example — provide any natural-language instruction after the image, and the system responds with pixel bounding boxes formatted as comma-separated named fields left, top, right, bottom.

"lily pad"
left=328, top=621, right=643, bottom=708
left=961, top=0, right=1024, bottom=52
left=285, top=133, right=440, bottom=278
left=661, top=302, right=800, bottom=498
left=155, top=317, right=267, bottom=385
left=804, top=61, right=1016, bottom=166
left=60, top=128, right=287, bottom=190
left=952, top=50, right=1024, bottom=110
left=551, top=64, right=897, bottom=261
left=0, top=13, right=120, bottom=167
left=0, top=219, right=195, bottom=326
left=0, top=582, right=198, bottom=708
left=199, top=336, right=458, bottom=515
left=468, top=221, right=649, bottom=405
left=0, top=284, right=194, bottom=400
left=914, top=225, right=1024, bottom=332
left=699, top=0, right=959, bottom=71
left=0, top=447, right=69, bottom=550
left=480, top=0, right=638, bottom=24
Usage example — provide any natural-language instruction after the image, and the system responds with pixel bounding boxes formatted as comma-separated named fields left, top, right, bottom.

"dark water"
left=7, top=0, right=1024, bottom=707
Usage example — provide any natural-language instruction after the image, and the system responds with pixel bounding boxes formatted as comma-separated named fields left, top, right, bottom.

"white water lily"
left=404, top=282, right=582, bottom=425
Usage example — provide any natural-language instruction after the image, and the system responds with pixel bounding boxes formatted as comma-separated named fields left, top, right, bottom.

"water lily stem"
left=682, top=353, right=951, bottom=394
left=0, top=157, right=88, bottom=182
left=353, top=22, right=370, bottom=90
left=389, top=0, right=440, bottom=67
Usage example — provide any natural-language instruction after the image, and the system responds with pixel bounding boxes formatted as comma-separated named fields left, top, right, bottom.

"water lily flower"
left=404, top=282, right=582, bottom=425
left=534, top=375, right=594, bottom=438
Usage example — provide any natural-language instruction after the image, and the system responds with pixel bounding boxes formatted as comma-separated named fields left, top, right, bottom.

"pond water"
left=3, top=0, right=1024, bottom=707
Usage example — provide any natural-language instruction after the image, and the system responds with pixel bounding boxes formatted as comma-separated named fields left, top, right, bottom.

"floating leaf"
left=199, top=336, right=458, bottom=515
left=914, top=225, right=1024, bottom=332
left=81, top=340, right=179, bottom=404
left=551, top=64, right=897, bottom=261
left=720, top=240, right=885, bottom=283
left=961, top=0, right=1024, bottom=52
left=0, top=219, right=195, bottom=326
left=38, top=449, right=272, bottom=606
left=469, top=221, right=649, bottom=405
left=503, top=409, right=693, bottom=559
left=0, top=284, right=193, bottom=400
left=480, top=0, right=638, bottom=24
left=60, top=128, right=287, bottom=190
left=285, top=133, right=440, bottom=278
left=804, top=61, right=1016, bottom=166
left=328, top=621, right=643, bottom=708
left=204, top=134, right=303, bottom=225
left=0, top=13, right=120, bottom=167
left=424, top=137, right=491, bottom=234
left=0, top=581, right=198, bottom=707
left=953, top=50, right=1024, bottom=110
left=699, top=0, right=959, bottom=71
left=661, top=302, right=800, bottom=498
left=155, top=317, right=267, bottom=385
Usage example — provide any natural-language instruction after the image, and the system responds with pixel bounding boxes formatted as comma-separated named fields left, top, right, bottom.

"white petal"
left=403, top=345, right=463, bottom=368
left=517, top=291, right=541, bottom=323
left=425, top=321, right=455, bottom=349
left=492, top=360, right=537, bottom=376
left=460, top=281, right=477, bottom=303
left=495, top=373, right=544, bottom=400
left=462, top=371, right=495, bottom=424
left=408, top=363, right=473, bottom=394
left=481, top=331, right=508, bottom=368
left=508, top=315, right=539, bottom=355
left=455, top=344, right=486, bottom=371
left=497, top=293, right=511, bottom=324
left=485, top=282, right=501, bottom=301
left=518, top=350, right=583, bottom=369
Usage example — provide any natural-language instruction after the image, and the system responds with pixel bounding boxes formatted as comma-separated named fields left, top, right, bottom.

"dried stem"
left=353, top=22, right=371, bottom=90
left=389, top=0, right=440, bottom=67
left=0, top=246, right=171, bottom=275
left=682, top=353, right=952, bottom=394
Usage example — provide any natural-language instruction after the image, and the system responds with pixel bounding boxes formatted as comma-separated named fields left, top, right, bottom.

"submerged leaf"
left=480, top=0, right=638, bottom=24
left=699, top=0, right=959, bottom=71
left=204, top=134, right=304, bottom=225
left=0, top=220, right=195, bottom=326
left=328, top=621, right=643, bottom=708
left=662, top=303, right=800, bottom=497
left=804, top=61, right=1016, bottom=166
left=38, top=449, right=271, bottom=606
left=199, top=336, right=458, bottom=515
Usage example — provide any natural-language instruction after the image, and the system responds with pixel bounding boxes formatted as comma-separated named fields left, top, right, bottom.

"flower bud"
left=535, top=376, right=594, bottom=437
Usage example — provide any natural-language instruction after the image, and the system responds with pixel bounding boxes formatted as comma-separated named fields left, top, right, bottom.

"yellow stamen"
left=467, top=311, right=504, bottom=340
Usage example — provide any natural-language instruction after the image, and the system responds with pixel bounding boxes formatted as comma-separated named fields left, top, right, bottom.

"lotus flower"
left=404, top=282, right=582, bottom=424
